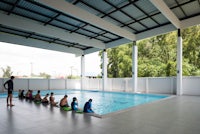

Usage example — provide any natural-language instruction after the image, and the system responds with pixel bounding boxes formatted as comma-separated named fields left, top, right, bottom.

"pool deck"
left=1, top=95, right=200, bottom=134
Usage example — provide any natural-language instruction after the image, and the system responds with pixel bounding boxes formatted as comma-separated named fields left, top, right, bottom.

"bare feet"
left=10, top=104, right=15, bottom=107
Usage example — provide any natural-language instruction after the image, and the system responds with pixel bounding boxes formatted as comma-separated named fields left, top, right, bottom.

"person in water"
left=71, top=97, right=81, bottom=111
left=83, top=99, right=94, bottom=113
left=42, top=93, right=49, bottom=103
left=59, top=95, right=69, bottom=108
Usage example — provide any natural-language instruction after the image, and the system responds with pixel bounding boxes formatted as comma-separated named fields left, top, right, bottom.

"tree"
left=99, top=25, right=200, bottom=77
left=104, top=35, right=176, bottom=77
left=1, top=66, right=13, bottom=78
left=107, top=48, right=120, bottom=77
left=39, top=72, right=51, bottom=79
left=137, top=32, right=177, bottom=77
left=182, top=25, right=200, bottom=67
left=66, top=75, right=80, bottom=79
left=106, top=44, right=132, bottom=78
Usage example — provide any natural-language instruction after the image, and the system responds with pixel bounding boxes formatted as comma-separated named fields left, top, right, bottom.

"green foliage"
left=1, top=66, right=13, bottom=78
left=137, top=31, right=177, bottom=77
left=99, top=25, right=200, bottom=77
left=107, top=44, right=132, bottom=77
left=182, top=25, right=200, bottom=68
left=67, top=75, right=80, bottom=79
left=38, top=72, right=51, bottom=79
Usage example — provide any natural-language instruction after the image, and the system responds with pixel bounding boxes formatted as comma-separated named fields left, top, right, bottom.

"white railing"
left=0, top=77, right=200, bottom=95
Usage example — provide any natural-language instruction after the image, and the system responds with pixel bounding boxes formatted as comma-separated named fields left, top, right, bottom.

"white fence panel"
left=66, top=79, right=80, bottom=89
left=0, top=77, right=200, bottom=95
left=125, top=78, right=132, bottom=92
left=14, top=79, right=29, bottom=91
left=29, top=79, right=48, bottom=90
left=97, top=78, right=102, bottom=90
left=83, top=78, right=89, bottom=90
left=183, top=77, right=200, bottom=95
left=137, top=78, right=146, bottom=93
left=87, top=78, right=99, bottom=90
left=49, top=79, right=65, bottom=90
left=148, top=77, right=173, bottom=94
left=111, top=78, right=126, bottom=92
left=0, top=79, right=4, bottom=92
left=106, top=78, right=112, bottom=91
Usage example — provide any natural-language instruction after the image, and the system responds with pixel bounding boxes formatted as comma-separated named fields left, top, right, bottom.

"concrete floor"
left=0, top=95, right=200, bottom=134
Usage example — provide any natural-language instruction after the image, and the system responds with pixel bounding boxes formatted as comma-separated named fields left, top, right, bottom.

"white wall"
left=0, top=77, right=200, bottom=95
left=66, top=79, right=80, bottom=89
left=0, top=78, right=4, bottom=92
left=148, top=77, right=175, bottom=94
left=14, top=79, right=29, bottom=91
left=182, top=77, right=200, bottom=95
left=86, top=78, right=101, bottom=90
left=29, top=79, right=49, bottom=90
left=84, top=77, right=197, bottom=95
left=137, top=78, right=147, bottom=93
left=49, top=79, right=65, bottom=90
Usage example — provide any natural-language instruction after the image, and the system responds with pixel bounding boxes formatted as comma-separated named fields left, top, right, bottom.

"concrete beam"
left=0, top=12, right=105, bottom=49
left=84, top=48, right=101, bottom=55
left=106, top=38, right=131, bottom=49
left=150, top=0, right=180, bottom=28
left=136, top=24, right=176, bottom=40
left=181, top=15, right=200, bottom=29
left=0, top=32, right=83, bottom=55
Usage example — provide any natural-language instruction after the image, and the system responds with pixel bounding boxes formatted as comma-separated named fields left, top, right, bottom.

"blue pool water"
left=0, top=90, right=169, bottom=115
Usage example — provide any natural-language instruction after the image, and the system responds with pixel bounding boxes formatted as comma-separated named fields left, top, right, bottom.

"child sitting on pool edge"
left=34, top=90, right=42, bottom=102
left=49, top=92, right=58, bottom=106
left=42, top=93, right=49, bottom=104
left=83, top=99, right=94, bottom=113
left=59, top=95, right=69, bottom=108
left=71, top=97, right=82, bottom=111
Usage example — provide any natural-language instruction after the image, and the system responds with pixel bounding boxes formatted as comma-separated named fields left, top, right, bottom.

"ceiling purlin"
left=7, top=0, right=20, bottom=15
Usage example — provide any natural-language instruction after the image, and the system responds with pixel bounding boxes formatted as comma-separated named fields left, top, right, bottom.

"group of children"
left=18, top=89, right=94, bottom=113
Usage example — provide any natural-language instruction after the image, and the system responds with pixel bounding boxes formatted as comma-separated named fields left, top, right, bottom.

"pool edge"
left=91, top=95, right=176, bottom=119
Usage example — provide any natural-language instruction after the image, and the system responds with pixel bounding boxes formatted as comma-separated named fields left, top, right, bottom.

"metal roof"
left=0, top=0, right=200, bottom=55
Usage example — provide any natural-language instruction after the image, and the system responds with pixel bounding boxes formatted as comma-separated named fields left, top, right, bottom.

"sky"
left=0, top=42, right=101, bottom=78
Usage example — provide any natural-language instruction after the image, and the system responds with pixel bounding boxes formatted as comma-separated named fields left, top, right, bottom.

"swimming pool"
left=0, top=89, right=169, bottom=116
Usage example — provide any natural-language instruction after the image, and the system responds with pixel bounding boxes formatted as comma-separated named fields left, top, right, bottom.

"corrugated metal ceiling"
left=0, top=0, right=200, bottom=54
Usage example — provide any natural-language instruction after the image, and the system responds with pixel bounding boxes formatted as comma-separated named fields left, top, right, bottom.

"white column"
left=81, top=55, right=85, bottom=90
left=177, top=29, right=183, bottom=95
left=102, top=49, right=107, bottom=91
left=132, top=41, right=138, bottom=92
